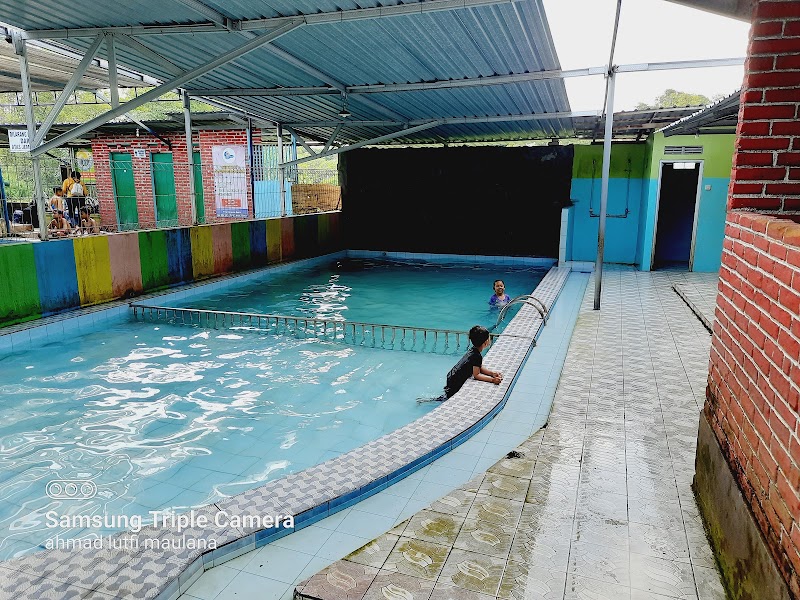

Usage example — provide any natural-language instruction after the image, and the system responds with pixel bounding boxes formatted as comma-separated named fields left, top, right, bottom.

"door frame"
left=149, top=152, right=177, bottom=226
left=650, top=159, right=704, bottom=271
left=109, top=151, right=136, bottom=231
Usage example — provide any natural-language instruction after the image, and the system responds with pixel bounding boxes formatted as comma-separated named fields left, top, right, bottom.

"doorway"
left=110, top=152, right=138, bottom=231
left=193, top=151, right=205, bottom=224
left=653, top=161, right=702, bottom=270
left=151, top=153, right=178, bottom=227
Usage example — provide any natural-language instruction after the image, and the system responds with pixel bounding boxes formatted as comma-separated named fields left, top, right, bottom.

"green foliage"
left=0, top=88, right=218, bottom=125
left=635, top=89, right=711, bottom=111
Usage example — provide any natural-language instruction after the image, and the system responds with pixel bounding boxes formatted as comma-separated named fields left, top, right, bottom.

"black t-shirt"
left=444, top=346, right=483, bottom=398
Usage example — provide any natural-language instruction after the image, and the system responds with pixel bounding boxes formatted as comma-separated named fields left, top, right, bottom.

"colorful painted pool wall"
left=0, top=213, right=341, bottom=327
left=566, top=134, right=735, bottom=272
left=639, top=133, right=736, bottom=272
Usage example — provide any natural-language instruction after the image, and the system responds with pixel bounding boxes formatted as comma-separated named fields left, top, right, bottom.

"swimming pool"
left=0, top=255, right=547, bottom=559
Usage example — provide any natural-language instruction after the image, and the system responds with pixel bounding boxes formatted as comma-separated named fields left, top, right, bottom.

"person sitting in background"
left=48, top=210, right=71, bottom=237
left=489, top=279, right=511, bottom=307
left=76, top=208, right=99, bottom=235
left=49, top=187, right=65, bottom=213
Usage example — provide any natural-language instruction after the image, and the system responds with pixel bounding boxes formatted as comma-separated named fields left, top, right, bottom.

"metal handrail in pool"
left=129, top=303, right=521, bottom=355
left=495, top=293, right=548, bottom=328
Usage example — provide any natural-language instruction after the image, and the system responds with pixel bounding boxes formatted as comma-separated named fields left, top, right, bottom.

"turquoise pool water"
left=0, top=258, right=546, bottom=559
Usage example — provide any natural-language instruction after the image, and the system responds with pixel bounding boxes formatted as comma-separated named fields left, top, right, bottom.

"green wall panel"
left=572, top=144, right=647, bottom=179
left=647, top=133, right=736, bottom=179
left=138, top=230, right=170, bottom=291
left=231, top=221, right=252, bottom=270
left=0, top=244, right=41, bottom=325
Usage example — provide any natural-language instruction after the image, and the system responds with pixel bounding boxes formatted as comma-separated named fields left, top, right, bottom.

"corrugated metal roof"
left=0, top=0, right=574, bottom=146
left=572, top=106, right=708, bottom=141
left=0, top=38, right=150, bottom=92
left=660, top=90, right=740, bottom=137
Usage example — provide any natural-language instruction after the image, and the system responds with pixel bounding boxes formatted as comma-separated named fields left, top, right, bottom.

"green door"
left=193, top=151, right=205, bottom=224
left=110, top=153, right=138, bottom=231
left=151, top=153, right=178, bottom=227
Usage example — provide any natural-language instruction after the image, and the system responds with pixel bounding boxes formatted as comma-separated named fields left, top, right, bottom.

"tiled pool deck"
left=673, top=275, right=720, bottom=333
left=273, top=268, right=727, bottom=600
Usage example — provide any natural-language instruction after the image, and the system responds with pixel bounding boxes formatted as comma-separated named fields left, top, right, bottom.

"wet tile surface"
left=294, top=269, right=728, bottom=600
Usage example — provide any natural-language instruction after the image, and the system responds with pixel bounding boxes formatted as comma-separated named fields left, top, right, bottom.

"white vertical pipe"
left=183, top=91, right=197, bottom=224
left=106, top=34, right=120, bottom=108
left=593, top=69, right=616, bottom=310
left=277, top=124, right=286, bottom=216
left=16, top=37, right=47, bottom=240
left=246, top=118, right=255, bottom=217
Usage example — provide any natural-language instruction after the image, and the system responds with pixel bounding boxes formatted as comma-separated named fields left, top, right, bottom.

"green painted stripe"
left=572, top=143, right=647, bottom=179
left=138, top=230, right=170, bottom=291
left=0, top=244, right=41, bottom=325
left=231, top=221, right=252, bottom=270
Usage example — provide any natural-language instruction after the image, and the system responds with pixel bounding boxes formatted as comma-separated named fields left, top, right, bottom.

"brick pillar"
left=703, top=2, right=800, bottom=598
left=730, top=0, right=800, bottom=212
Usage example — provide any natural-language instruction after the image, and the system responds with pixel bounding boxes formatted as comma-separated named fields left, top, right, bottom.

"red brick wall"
left=91, top=128, right=255, bottom=229
left=707, top=2, right=800, bottom=596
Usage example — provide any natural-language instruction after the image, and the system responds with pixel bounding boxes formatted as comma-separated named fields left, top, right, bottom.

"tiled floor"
left=178, top=273, right=589, bottom=600
left=184, top=268, right=728, bottom=600
left=672, top=273, right=720, bottom=332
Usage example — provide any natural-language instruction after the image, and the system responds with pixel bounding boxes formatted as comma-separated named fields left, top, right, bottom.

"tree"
left=635, top=89, right=711, bottom=111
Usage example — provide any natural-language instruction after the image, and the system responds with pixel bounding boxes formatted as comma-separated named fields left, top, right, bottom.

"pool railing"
left=129, top=303, right=529, bottom=355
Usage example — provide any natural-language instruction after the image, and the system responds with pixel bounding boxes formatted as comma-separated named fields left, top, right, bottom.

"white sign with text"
left=8, top=129, right=29, bottom=153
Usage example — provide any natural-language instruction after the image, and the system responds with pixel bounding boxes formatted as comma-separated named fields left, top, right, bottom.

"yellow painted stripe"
left=74, top=236, right=114, bottom=306
left=190, top=226, right=215, bottom=279
left=267, top=219, right=282, bottom=263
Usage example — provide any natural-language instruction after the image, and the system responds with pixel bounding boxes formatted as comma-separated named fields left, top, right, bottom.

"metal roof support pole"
left=246, top=117, right=255, bottom=218
left=183, top=91, right=197, bottom=224
left=13, top=34, right=47, bottom=241
left=106, top=34, right=120, bottom=108
left=593, top=68, right=616, bottom=311
left=277, top=124, right=287, bottom=217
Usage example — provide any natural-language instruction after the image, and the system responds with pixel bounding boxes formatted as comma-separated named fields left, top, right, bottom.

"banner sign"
left=75, top=148, right=96, bottom=184
left=8, top=129, right=29, bottom=153
left=212, top=145, right=248, bottom=218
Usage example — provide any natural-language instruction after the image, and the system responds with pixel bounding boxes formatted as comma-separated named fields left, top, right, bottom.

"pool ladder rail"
left=129, top=303, right=511, bottom=356
left=494, top=294, right=548, bottom=330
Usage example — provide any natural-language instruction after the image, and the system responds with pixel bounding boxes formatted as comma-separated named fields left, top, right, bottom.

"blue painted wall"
left=692, top=177, right=731, bottom=272
left=567, top=144, right=648, bottom=264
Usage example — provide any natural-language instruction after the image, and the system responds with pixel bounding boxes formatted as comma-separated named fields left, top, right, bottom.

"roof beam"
left=31, top=22, right=303, bottom=156
left=187, top=57, right=743, bottom=98
left=22, top=0, right=517, bottom=39
left=33, top=33, right=104, bottom=146
left=283, top=110, right=598, bottom=129
left=281, top=121, right=442, bottom=168
left=661, top=0, right=753, bottom=21
left=285, top=127, right=317, bottom=156
left=323, top=124, right=342, bottom=152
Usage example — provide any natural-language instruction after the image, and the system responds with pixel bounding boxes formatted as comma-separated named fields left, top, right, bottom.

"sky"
left=541, top=0, right=752, bottom=111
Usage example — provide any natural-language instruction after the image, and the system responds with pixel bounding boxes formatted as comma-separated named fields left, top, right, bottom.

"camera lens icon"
left=46, top=480, right=97, bottom=500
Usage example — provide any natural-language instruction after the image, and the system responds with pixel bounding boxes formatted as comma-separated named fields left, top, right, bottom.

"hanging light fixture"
left=338, top=93, right=351, bottom=118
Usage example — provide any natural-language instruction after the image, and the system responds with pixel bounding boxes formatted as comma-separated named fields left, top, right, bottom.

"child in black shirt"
left=421, top=325, right=503, bottom=402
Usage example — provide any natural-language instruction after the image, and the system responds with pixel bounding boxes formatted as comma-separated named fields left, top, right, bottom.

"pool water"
left=174, top=258, right=544, bottom=332
left=0, top=258, right=546, bottom=559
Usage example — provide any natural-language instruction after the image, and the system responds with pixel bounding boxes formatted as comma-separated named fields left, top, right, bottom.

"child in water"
left=489, top=279, right=511, bottom=307
left=420, top=325, right=503, bottom=403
